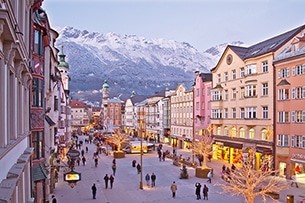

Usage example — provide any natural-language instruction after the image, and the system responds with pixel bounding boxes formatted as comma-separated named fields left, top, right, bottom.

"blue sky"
left=43, top=0, right=305, bottom=51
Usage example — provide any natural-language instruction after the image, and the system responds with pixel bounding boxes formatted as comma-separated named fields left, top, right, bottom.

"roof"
left=147, top=90, right=166, bottom=98
left=233, top=24, right=305, bottom=60
left=70, top=100, right=87, bottom=107
left=199, top=72, right=212, bottom=82
left=277, top=79, right=291, bottom=86
left=32, top=163, right=48, bottom=181
left=45, top=115, right=56, bottom=126
left=130, top=95, right=147, bottom=104
left=107, top=97, right=124, bottom=103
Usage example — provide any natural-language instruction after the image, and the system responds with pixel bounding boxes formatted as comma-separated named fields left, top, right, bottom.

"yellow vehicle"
left=122, top=141, right=153, bottom=154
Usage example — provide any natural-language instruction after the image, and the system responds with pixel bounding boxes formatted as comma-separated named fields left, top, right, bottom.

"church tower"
left=58, top=46, right=70, bottom=90
left=102, top=80, right=110, bottom=106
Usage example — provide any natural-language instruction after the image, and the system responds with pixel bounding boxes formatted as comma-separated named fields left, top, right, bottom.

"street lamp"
left=139, top=120, right=143, bottom=189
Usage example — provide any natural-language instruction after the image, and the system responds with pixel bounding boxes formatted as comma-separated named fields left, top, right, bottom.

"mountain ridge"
left=56, top=26, right=244, bottom=106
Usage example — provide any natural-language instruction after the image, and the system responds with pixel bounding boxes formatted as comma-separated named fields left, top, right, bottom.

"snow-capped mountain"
left=56, top=26, right=243, bottom=105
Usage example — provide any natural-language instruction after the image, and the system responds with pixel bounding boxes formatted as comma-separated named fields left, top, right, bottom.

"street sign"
left=67, top=149, right=80, bottom=157
left=64, top=172, right=81, bottom=181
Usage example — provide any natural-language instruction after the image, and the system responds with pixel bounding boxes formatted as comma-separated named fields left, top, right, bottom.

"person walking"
left=195, top=182, right=202, bottom=200
left=91, top=183, right=97, bottom=199
left=112, top=163, right=116, bottom=176
left=203, top=184, right=209, bottom=200
left=291, top=174, right=299, bottom=188
left=207, top=170, right=212, bottom=183
left=151, top=172, right=156, bottom=187
left=145, top=173, right=150, bottom=186
left=104, top=174, right=109, bottom=189
left=136, top=163, right=141, bottom=174
left=82, top=156, right=86, bottom=166
left=170, top=181, right=178, bottom=198
left=51, top=195, right=57, bottom=203
left=81, top=149, right=84, bottom=157
left=86, top=146, right=88, bottom=153
left=109, top=175, right=114, bottom=189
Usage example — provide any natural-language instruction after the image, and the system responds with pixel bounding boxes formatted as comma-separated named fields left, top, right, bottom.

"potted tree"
left=192, top=129, right=214, bottom=178
left=110, top=129, right=129, bottom=158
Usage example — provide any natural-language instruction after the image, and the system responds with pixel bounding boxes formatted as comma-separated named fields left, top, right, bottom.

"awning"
left=291, top=159, right=305, bottom=164
left=256, top=146, right=272, bottom=155
left=215, top=140, right=243, bottom=149
left=32, top=163, right=48, bottom=181
left=45, top=115, right=56, bottom=126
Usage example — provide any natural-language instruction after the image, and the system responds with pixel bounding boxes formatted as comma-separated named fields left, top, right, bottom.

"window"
left=245, top=85, right=257, bottom=97
left=292, top=135, right=302, bottom=148
left=246, top=107, right=256, bottom=119
left=202, top=89, right=205, bottom=96
left=278, top=111, right=289, bottom=123
left=224, top=108, right=228, bottom=119
left=292, top=111, right=305, bottom=123
left=262, top=61, right=268, bottom=72
left=212, top=91, right=222, bottom=101
left=278, top=67, right=290, bottom=78
left=230, top=127, right=237, bottom=137
left=240, top=108, right=245, bottom=119
left=212, top=109, right=222, bottom=119
left=196, top=89, right=199, bottom=96
left=292, top=65, right=305, bottom=76
left=196, top=102, right=199, bottom=110
left=292, top=87, right=305, bottom=99
left=240, top=67, right=245, bottom=78
left=232, top=70, right=236, bottom=80
left=246, top=64, right=257, bottom=75
left=217, top=74, right=221, bottom=83
left=34, top=30, right=43, bottom=55
left=224, top=72, right=228, bottom=81
left=262, top=106, right=268, bottom=119
left=217, top=126, right=221, bottom=135
left=31, top=131, right=43, bottom=159
left=278, top=89, right=289, bottom=100
left=240, top=87, right=245, bottom=98
left=262, top=129, right=268, bottom=140
left=232, top=88, right=236, bottom=99
left=249, top=128, right=255, bottom=139
left=262, top=83, right=268, bottom=96
left=239, top=128, right=245, bottom=138
left=278, top=134, right=289, bottom=146
left=232, top=108, right=236, bottom=118
left=32, top=78, right=43, bottom=107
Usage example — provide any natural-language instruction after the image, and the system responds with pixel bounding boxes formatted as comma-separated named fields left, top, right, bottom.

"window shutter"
left=292, top=66, right=296, bottom=76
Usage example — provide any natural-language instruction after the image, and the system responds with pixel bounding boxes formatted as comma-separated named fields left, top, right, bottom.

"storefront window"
left=249, top=128, right=255, bottom=139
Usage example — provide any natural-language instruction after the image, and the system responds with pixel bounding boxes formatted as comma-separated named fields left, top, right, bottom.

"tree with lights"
left=192, top=129, right=214, bottom=169
left=110, top=129, right=129, bottom=152
left=216, top=158, right=288, bottom=203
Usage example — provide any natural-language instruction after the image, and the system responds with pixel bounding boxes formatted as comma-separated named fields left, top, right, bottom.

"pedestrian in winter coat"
left=91, top=183, right=97, bottom=199
left=207, top=170, right=212, bottom=183
left=112, top=163, right=116, bottom=176
left=81, top=149, right=84, bottom=157
left=136, top=163, right=141, bottom=174
left=151, top=173, right=156, bottom=187
left=203, top=184, right=209, bottom=200
left=170, top=181, right=178, bottom=198
left=145, top=173, right=150, bottom=186
left=104, top=174, right=109, bottom=189
left=195, top=182, right=201, bottom=200
left=291, top=174, right=299, bottom=188
left=82, top=156, right=86, bottom=166
left=109, top=175, right=114, bottom=189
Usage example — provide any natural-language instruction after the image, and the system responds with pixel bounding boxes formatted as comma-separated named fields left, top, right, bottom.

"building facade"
left=274, top=31, right=305, bottom=178
left=0, top=1, right=34, bottom=202
left=170, top=83, right=193, bottom=149
left=193, top=71, right=212, bottom=141
left=70, top=100, right=89, bottom=133
left=210, top=25, right=305, bottom=170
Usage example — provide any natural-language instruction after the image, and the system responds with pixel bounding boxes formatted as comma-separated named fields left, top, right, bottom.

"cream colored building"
left=170, top=83, right=193, bottom=149
left=210, top=25, right=305, bottom=170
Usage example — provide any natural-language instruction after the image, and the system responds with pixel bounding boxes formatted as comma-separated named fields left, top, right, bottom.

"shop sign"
left=292, top=154, right=305, bottom=160
left=216, top=142, right=224, bottom=146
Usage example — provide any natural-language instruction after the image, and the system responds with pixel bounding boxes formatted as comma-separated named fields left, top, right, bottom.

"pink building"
left=274, top=33, right=305, bottom=179
left=193, top=71, right=212, bottom=141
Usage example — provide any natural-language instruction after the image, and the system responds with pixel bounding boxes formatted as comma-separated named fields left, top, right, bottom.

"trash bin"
left=286, top=194, right=294, bottom=203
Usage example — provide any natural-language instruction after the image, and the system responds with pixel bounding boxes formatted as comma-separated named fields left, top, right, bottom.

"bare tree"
left=216, top=158, right=288, bottom=203
left=110, top=129, right=129, bottom=152
left=192, top=129, right=214, bottom=169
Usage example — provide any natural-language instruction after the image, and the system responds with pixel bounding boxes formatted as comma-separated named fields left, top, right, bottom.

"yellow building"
left=210, top=25, right=305, bottom=170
